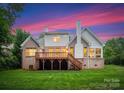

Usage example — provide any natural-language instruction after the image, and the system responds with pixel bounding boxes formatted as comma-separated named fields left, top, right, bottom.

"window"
left=53, top=36, right=61, bottom=42
left=61, top=48, right=66, bottom=52
left=70, top=47, right=74, bottom=55
left=25, top=48, right=36, bottom=57
left=90, top=48, right=94, bottom=58
left=48, top=48, right=53, bottom=57
left=84, top=48, right=87, bottom=57
left=55, top=48, right=60, bottom=52
left=48, top=48, right=67, bottom=53
left=48, top=48, right=53, bottom=52
left=96, top=48, right=101, bottom=58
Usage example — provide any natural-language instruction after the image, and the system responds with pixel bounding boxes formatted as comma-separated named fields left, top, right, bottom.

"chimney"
left=76, top=20, right=81, bottom=44
left=44, top=26, right=48, bottom=32
left=74, top=20, right=83, bottom=58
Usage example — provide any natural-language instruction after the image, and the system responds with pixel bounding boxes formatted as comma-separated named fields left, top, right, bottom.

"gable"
left=81, top=28, right=103, bottom=47
left=21, top=36, right=39, bottom=49
left=69, top=36, right=88, bottom=47
left=23, top=39, right=39, bottom=49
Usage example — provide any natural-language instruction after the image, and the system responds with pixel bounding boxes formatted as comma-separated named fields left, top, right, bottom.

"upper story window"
left=25, top=48, right=36, bottom=57
left=53, top=36, right=61, bottom=42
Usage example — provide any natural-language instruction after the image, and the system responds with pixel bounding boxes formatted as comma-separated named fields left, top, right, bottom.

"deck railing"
left=35, top=52, right=68, bottom=59
left=68, top=54, right=82, bottom=70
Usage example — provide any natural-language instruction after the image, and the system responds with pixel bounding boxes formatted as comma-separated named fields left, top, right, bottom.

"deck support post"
left=34, top=59, right=37, bottom=70
left=43, top=59, right=44, bottom=70
left=67, top=59, right=69, bottom=70
left=51, top=60, right=53, bottom=70
left=59, top=60, right=61, bottom=70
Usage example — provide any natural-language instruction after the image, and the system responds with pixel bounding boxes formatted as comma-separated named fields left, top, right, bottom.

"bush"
left=0, top=55, right=19, bottom=70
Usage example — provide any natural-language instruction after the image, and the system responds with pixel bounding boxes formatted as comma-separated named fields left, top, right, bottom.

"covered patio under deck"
left=38, top=59, right=68, bottom=70
left=35, top=52, right=69, bottom=70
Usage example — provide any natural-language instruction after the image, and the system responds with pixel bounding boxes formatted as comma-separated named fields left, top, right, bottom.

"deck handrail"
left=68, top=53, right=82, bottom=70
left=35, top=52, right=68, bottom=59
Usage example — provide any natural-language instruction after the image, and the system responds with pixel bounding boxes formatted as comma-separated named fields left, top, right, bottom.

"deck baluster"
left=36, top=52, right=68, bottom=59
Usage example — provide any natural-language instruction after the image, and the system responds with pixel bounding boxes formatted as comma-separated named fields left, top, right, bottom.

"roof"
left=69, top=36, right=89, bottom=46
left=69, top=28, right=104, bottom=46
left=69, top=35, right=76, bottom=46
left=43, top=32, right=69, bottom=35
left=21, top=36, right=40, bottom=47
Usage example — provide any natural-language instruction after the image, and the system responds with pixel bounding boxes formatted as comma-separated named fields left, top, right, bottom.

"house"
left=21, top=21, right=104, bottom=70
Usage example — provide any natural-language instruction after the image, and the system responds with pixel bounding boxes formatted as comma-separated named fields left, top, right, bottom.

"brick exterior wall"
left=22, top=39, right=39, bottom=70
left=82, top=58, right=104, bottom=69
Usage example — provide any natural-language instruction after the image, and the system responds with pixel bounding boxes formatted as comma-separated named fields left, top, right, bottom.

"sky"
left=13, top=3, right=124, bottom=42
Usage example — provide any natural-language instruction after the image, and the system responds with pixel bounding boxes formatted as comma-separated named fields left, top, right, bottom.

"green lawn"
left=0, top=65, right=124, bottom=90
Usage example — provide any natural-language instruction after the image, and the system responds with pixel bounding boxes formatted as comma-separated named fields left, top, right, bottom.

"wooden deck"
left=35, top=52, right=68, bottom=59
left=35, top=52, right=82, bottom=70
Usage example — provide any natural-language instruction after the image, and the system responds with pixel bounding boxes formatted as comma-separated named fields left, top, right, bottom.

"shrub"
left=0, top=55, right=19, bottom=70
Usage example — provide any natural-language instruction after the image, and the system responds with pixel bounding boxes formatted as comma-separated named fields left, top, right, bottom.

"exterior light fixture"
left=53, top=36, right=61, bottom=42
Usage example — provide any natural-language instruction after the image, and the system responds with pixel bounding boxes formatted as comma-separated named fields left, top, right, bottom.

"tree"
left=104, top=38, right=124, bottom=65
left=0, top=4, right=24, bottom=56
left=12, top=29, right=30, bottom=67
left=0, top=4, right=24, bottom=70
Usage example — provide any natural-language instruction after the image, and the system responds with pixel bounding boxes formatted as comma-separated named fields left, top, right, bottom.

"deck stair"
left=68, top=54, right=82, bottom=70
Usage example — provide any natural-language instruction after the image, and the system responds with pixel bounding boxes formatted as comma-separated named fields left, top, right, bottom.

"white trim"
left=21, top=36, right=39, bottom=48
left=94, top=48, right=96, bottom=58
left=101, top=47, right=103, bottom=58
left=87, top=46, right=90, bottom=69
left=21, top=36, right=31, bottom=47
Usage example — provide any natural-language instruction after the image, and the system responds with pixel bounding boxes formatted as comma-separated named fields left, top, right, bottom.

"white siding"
left=44, top=34, right=69, bottom=47
left=82, top=30, right=102, bottom=48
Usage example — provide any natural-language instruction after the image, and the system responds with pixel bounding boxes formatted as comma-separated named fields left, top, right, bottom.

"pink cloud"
left=15, top=6, right=124, bottom=34
left=100, top=35, right=124, bottom=42
left=97, top=32, right=124, bottom=42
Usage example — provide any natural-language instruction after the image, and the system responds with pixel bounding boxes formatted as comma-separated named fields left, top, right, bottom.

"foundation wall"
left=22, top=57, right=37, bottom=70
left=82, top=58, right=104, bottom=69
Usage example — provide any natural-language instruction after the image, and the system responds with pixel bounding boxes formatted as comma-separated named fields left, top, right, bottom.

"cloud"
left=16, top=6, right=124, bottom=33
left=97, top=32, right=124, bottom=42
left=14, top=4, right=124, bottom=41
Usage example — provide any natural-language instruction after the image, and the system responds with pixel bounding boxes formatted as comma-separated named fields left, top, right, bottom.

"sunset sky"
left=13, top=3, right=124, bottom=42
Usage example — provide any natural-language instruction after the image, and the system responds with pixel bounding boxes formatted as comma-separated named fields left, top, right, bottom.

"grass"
left=0, top=65, right=124, bottom=90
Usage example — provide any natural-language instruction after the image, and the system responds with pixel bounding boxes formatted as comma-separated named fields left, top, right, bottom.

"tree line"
left=104, top=38, right=124, bottom=66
